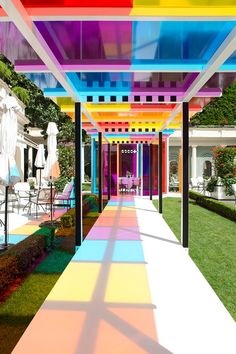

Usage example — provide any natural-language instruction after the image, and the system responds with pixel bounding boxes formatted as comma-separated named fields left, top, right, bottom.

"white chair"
left=232, top=184, right=236, bottom=206
left=190, top=178, right=199, bottom=191
left=0, top=184, right=18, bottom=212
left=197, top=177, right=204, bottom=193
left=14, top=182, right=31, bottom=212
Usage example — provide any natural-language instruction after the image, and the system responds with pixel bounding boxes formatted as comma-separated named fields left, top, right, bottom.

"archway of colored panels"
left=0, top=1, right=236, bottom=250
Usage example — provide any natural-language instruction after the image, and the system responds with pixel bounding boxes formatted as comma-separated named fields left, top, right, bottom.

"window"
left=203, top=160, right=212, bottom=178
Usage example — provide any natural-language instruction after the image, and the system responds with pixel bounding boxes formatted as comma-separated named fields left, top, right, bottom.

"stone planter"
left=211, top=185, right=233, bottom=200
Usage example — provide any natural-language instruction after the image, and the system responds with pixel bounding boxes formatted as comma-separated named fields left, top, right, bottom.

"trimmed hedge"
left=189, top=191, right=236, bottom=222
left=0, top=229, right=52, bottom=295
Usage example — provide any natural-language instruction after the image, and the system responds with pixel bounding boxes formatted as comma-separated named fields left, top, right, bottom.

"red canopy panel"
left=21, top=0, right=133, bottom=7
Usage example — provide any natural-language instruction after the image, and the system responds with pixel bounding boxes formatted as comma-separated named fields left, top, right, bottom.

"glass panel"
left=132, top=22, right=236, bottom=63
left=134, top=0, right=236, bottom=7
left=119, top=144, right=138, bottom=178
left=22, top=0, right=132, bottom=8
left=0, top=22, right=39, bottom=62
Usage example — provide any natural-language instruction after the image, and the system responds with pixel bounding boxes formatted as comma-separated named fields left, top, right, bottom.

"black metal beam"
left=108, top=143, right=111, bottom=200
left=98, top=132, right=103, bottom=212
left=149, top=143, right=153, bottom=200
left=181, top=102, right=189, bottom=248
left=158, top=132, right=163, bottom=214
left=75, top=102, right=82, bottom=249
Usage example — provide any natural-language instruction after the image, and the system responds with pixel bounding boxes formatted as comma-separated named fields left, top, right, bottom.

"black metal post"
left=98, top=132, right=103, bottom=212
left=181, top=102, right=189, bottom=248
left=75, top=102, right=82, bottom=249
left=158, top=132, right=163, bottom=214
left=24, top=147, right=29, bottom=182
left=32, top=148, right=37, bottom=177
left=50, top=181, right=53, bottom=223
left=149, top=143, right=153, bottom=200
left=108, top=143, right=111, bottom=200
left=4, top=185, right=9, bottom=247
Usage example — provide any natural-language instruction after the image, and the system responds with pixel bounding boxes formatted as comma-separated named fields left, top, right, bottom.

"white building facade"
left=168, top=127, right=236, bottom=190
left=0, top=79, right=38, bottom=182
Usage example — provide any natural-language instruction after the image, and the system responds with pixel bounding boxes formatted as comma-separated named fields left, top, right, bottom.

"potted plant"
left=207, top=147, right=236, bottom=199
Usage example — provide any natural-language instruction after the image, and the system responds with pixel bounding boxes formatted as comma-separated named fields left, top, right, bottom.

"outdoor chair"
left=120, top=177, right=128, bottom=193
left=169, top=176, right=179, bottom=192
left=31, top=187, right=55, bottom=218
left=190, top=178, right=200, bottom=191
left=131, top=178, right=141, bottom=194
left=197, top=177, right=205, bottom=193
left=14, top=182, right=31, bottom=211
left=54, top=181, right=74, bottom=210
left=232, top=184, right=236, bottom=206
left=0, top=184, right=18, bottom=212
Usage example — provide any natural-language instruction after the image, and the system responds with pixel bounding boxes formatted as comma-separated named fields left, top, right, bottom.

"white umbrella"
left=34, top=144, right=46, bottom=188
left=43, top=122, right=60, bottom=221
left=0, top=94, right=21, bottom=249
left=43, top=122, right=60, bottom=181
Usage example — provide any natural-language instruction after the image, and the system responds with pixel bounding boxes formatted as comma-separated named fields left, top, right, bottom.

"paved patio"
left=0, top=207, right=64, bottom=246
left=11, top=196, right=236, bottom=354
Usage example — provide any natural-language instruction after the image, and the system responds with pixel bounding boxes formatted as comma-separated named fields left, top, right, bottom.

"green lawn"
left=153, top=198, right=236, bottom=321
left=0, top=250, right=73, bottom=354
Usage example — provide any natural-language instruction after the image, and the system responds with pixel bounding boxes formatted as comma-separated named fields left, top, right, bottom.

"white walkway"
left=12, top=196, right=236, bottom=354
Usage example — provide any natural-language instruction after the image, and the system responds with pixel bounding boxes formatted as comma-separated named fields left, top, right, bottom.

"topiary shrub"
left=0, top=255, right=19, bottom=294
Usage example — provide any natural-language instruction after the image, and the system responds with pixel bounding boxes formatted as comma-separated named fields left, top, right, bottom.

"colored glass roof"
left=0, top=1, right=235, bottom=143
left=2, top=1, right=236, bottom=18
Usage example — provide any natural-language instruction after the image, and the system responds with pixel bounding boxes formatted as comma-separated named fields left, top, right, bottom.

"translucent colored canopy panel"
left=204, top=73, right=236, bottom=90
left=134, top=0, right=236, bottom=6
left=11, top=0, right=236, bottom=8
left=0, top=22, right=39, bottom=63
left=2, top=0, right=236, bottom=20
left=31, top=21, right=236, bottom=66
left=132, top=21, right=236, bottom=63
left=34, top=21, right=132, bottom=62
left=21, top=0, right=133, bottom=7
left=25, top=73, right=61, bottom=91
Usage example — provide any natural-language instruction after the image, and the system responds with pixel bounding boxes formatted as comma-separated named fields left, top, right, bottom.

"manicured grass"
left=35, top=250, right=73, bottom=273
left=82, top=182, right=91, bottom=191
left=0, top=250, right=73, bottom=354
left=153, top=198, right=236, bottom=320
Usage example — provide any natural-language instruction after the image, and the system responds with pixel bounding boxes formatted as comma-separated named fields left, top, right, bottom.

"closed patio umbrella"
left=0, top=94, right=21, bottom=250
left=34, top=144, right=46, bottom=188
left=43, top=122, right=60, bottom=222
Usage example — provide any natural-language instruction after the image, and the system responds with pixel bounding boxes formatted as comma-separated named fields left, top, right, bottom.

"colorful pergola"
left=0, top=0, right=236, bottom=249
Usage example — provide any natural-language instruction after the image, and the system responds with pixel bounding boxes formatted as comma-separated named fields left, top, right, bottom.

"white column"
left=191, top=145, right=197, bottom=179
left=166, top=137, right=170, bottom=194
left=82, top=144, right=85, bottom=183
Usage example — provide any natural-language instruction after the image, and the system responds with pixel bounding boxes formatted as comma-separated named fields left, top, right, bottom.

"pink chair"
left=55, top=182, right=74, bottom=209
left=133, top=178, right=141, bottom=194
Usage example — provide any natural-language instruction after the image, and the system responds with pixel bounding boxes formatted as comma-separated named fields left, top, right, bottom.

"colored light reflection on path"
left=12, top=196, right=171, bottom=354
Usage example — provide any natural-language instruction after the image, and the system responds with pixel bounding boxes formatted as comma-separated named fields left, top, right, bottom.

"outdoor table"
left=23, top=189, right=38, bottom=215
